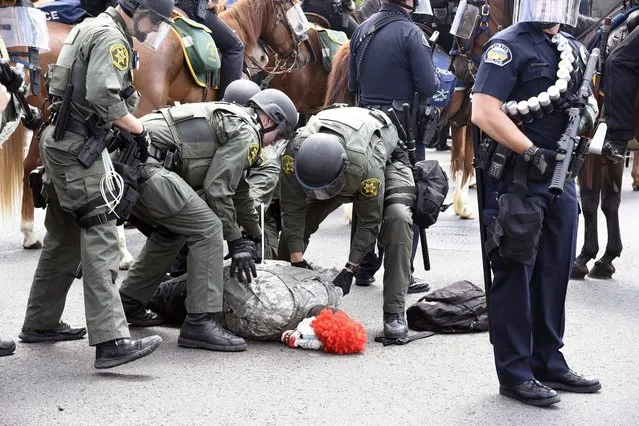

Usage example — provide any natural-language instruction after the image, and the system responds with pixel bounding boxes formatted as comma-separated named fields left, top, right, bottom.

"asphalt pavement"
left=1, top=150, right=638, bottom=425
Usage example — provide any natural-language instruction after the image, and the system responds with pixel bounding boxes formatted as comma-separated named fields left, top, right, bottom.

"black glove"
left=601, top=139, right=627, bottom=163
left=291, top=259, right=313, bottom=270
left=132, top=127, right=151, bottom=162
left=227, top=238, right=257, bottom=284
left=244, top=235, right=262, bottom=264
left=332, top=269, right=354, bottom=296
left=523, top=145, right=565, bottom=174
left=0, top=61, right=24, bottom=93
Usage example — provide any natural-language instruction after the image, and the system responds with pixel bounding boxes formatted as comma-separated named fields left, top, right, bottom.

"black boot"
left=19, top=322, right=87, bottom=343
left=355, top=270, right=375, bottom=286
left=499, top=379, right=561, bottom=407
left=178, top=313, right=248, bottom=352
left=120, top=292, right=164, bottom=327
left=383, top=312, right=408, bottom=339
left=0, top=337, right=16, bottom=356
left=407, top=276, right=431, bottom=294
left=94, top=336, right=163, bottom=369
left=539, top=370, right=602, bottom=393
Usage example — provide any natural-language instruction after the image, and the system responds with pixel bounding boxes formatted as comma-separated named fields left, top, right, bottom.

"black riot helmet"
left=222, top=79, right=261, bottom=106
left=385, top=0, right=432, bottom=14
left=294, top=132, right=349, bottom=200
left=118, top=0, right=174, bottom=49
left=248, top=88, right=299, bottom=139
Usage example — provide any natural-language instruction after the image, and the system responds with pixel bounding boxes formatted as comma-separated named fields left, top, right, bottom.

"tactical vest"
left=296, top=107, right=396, bottom=185
left=46, top=11, right=138, bottom=124
left=150, top=102, right=260, bottom=187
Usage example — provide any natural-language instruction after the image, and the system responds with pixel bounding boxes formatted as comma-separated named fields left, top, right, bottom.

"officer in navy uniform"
left=471, top=0, right=601, bottom=407
left=348, top=0, right=439, bottom=293
left=302, top=0, right=358, bottom=37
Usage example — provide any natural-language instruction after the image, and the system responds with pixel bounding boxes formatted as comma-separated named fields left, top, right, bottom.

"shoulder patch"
left=248, top=143, right=260, bottom=166
left=110, top=44, right=129, bottom=71
left=282, top=155, right=295, bottom=174
left=360, top=178, right=381, bottom=198
left=484, top=43, right=512, bottom=67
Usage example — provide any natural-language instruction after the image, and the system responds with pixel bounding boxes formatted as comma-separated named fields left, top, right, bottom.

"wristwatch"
left=522, top=145, right=539, bottom=162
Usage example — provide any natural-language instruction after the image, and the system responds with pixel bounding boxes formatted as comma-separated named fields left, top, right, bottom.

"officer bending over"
left=19, top=0, right=174, bottom=369
left=118, top=89, right=297, bottom=352
left=278, top=106, right=416, bottom=339
left=471, top=0, right=601, bottom=407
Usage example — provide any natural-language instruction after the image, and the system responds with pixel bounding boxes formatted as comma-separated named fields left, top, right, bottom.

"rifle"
left=0, top=59, right=43, bottom=131
left=549, top=47, right=600, bottom=196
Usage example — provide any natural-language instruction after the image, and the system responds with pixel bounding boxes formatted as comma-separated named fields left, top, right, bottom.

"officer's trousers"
left=604, top=27, right=639, bottom=141
left=23, top=126, right=130, bottom=346
left=119, top=165, right=224, bottom=314
left=483, top=179, right=578, bottom=386
left=278, top=162, right=414, bottom=313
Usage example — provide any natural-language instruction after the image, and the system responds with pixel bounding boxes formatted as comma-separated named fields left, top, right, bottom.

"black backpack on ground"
left=406, top=280, right=488, bottom=333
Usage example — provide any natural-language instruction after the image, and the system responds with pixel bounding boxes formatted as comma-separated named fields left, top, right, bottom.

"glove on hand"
left=524, top=145, right=565, bottom=174
left=0, top=63, right=24, bottom=93
left=332, top=269, right=354, bottom=296
left=601, top=139, right=627, bottom=163
left=227, top=238, right=257, bottom=284
left=291, top=259, right=313, bottom=270
left=244, top=235, right=262, bottom=264
left=132, top=127, right=151, bottom=162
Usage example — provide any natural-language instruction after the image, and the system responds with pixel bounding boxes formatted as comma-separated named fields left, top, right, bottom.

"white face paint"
left=0, top=7, right=50, bottom=52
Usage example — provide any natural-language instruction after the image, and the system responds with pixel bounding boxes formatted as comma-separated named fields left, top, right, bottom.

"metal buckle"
left=481, top=4, right=490, bottom=17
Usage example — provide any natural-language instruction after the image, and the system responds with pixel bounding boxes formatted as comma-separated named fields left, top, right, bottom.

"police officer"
left=118, top=89, right=297, bottom=348
left=278, top=106, right=416, bottom=339
left=19, top=0, right=174, bottom=369
left=601, top=12, right=639, bottom=162
left=302, top=0, right=358, bottom=37
left=175, top=0, right=246, bottom=96
left=348, top=0, right=438, bottom=292
left=471, top=0, right=601, bottom=406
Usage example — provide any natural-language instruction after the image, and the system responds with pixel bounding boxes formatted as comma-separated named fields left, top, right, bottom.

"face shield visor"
left=0, top=7, right=49, bottom=52
left=132, top=7, right=173, bottom=50
left=286, top=4, right=310, bottom=39
left=450, top=0, right=480, bottom=39
left=513, top=0, right=580, bottom=28
left=412, top=0, right=433, bottom=16
left=295, top=160, right=348, bottom=200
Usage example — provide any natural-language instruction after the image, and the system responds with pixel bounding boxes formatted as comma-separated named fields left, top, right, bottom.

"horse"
left=324, top=0, right=482, bottom=221
left=571, top=4, right=639, bottom=279
left=0, top=0, right=312, bottom=265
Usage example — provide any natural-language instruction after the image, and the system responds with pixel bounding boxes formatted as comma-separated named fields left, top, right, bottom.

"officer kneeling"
left=471, top=0, right=601, bottom=407
left=278, top=106, right=415, bottom=339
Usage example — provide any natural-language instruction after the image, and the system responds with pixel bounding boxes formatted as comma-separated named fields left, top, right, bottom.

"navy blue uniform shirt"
left=473, top=22, right=587, bottom=150
left=348, top=3, right=439, bottom=106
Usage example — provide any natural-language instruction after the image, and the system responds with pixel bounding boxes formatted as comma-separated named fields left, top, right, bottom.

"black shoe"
left=383, top=312, right=408, bottom=339
left=0, top=337, right=16, bottom=356
left=540, top=370, right=602, bottom=393
left=178, top=313, right=247, bottom=352
left=19, top=322, right=87, bottom=343
left=435, top=143, right=451, bottom=151
left=499, top=379, right=561, bottom=407
left=120, top=292, right=164, bottom=327
left=407, top=276, right=431, bottom=294
left=94, top=336, right=162, bottom=369
left=355, top=271, right=375, bottom=287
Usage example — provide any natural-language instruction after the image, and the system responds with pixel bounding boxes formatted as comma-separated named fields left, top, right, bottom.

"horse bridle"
left=248, top=0, right=312, bottom=77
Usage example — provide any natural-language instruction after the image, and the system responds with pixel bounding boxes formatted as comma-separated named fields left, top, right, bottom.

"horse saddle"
left=309, top=22, right=348, bottom=73
left=428, top=47, right=461, bottom=111
left=171, top=13, right=221, bottom=88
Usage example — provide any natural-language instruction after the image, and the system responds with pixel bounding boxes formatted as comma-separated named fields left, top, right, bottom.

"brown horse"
left=0, top=0, right=311, bottom=256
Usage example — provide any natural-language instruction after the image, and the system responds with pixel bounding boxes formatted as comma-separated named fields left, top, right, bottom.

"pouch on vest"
left=406, top=280, right=488, bottom=333
left=413, top=160, right=449, bottom=229
left=483, top=160, right=544, bottom=265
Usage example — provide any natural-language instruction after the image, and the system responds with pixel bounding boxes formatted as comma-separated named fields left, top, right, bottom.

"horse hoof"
left=22, top=240, right=42, bottom=250
left=633, top=183, right=639, bottom=191
left=119, top=258, right=135, bottom=270
left=588, top=260, right=615, bottom=279
left=570, top=262, right=589, bottom=280
left=459, top=208, right=476, bottom=220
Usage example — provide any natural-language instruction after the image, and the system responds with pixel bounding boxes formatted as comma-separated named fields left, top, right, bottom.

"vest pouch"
left=46, top=64, right=71, bottom=98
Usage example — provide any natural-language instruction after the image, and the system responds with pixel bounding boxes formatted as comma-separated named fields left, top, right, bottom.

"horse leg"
left=632, top=151, right=639, bottom=191
left=572, top=156, right=602, bottom=279
left=21, top=129, right=41, bottom=249
left=589, top=159, right=624, bottom=279
left=451, top=125, right=475, bottom=219
left=117, top=225, right=135, bottom=270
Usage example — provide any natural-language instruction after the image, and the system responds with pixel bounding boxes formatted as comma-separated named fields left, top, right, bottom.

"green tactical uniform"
left=119, top=101, right=263, bottom=309
left=246, top=141, right=286, bottom=260
left=23, top=7, right=140, bottom=345
left=278, top=107, right=415, bottom=313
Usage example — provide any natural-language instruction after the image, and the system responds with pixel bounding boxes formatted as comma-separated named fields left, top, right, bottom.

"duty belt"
left=148, top=144, right=167, bottom=161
